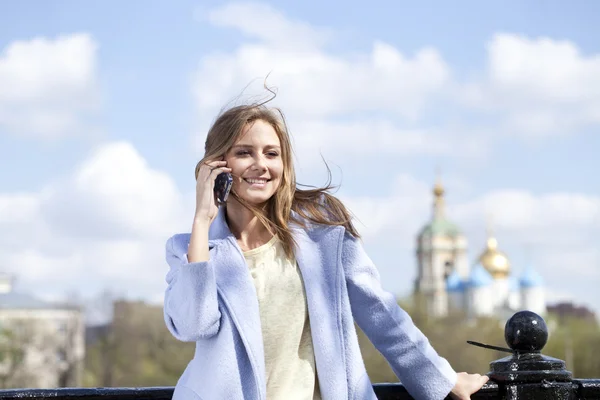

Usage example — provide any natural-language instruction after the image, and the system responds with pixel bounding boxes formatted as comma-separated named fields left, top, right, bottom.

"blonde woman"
left=163, top=104, right=488, bottom=400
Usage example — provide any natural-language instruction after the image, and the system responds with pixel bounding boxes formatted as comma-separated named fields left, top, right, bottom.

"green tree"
left=0, top=328, right=26, bottom=388
left=84, top=300, right=194, bottom=387
left=357, top=298, right=600, bottom=382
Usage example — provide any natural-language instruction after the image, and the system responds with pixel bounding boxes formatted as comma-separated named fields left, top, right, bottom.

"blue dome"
left=469, top=264, right=494, bottom=288
left=520, top=266, right=543, bottom=288
left=446, top=270, right=465, bottom=292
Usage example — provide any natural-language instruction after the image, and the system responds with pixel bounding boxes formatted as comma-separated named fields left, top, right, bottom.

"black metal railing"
left=0, top=381, right=599, bottom=400
left=0, top=311, right=598, bottom=400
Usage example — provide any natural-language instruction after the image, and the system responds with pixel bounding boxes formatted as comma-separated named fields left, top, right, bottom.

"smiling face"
left=224, top=119, right=284, bottom=206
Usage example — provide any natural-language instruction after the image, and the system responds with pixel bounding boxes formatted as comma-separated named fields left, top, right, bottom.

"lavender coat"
left=163, top=207, right=457, bottom=400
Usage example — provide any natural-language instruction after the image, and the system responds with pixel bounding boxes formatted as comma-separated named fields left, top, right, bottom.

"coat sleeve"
left=341, top=232, right=457, bottom=400
left=163, top=234, right=221, bottom=342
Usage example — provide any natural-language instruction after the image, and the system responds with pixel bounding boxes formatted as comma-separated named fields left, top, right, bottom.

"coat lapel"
left=293, top=226, right=349, bottom=400
left=208, top=208, right=266, bottom=399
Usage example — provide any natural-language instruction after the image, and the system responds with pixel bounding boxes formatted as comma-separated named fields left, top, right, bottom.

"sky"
left=1, top=0, right=599, bottom=324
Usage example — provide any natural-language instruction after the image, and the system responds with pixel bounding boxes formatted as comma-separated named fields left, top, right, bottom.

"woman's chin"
left=236, top=193, right=274, bottom=206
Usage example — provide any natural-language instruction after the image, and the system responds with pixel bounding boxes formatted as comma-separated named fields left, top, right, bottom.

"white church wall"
left=468, top=287, right=494, bottom=317
left=492, top=278, right=510, bottom=309
left=521, top=287, right=546, bottom=316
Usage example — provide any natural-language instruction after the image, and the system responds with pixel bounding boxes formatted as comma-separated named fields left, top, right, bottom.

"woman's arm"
left=163, top=159, right=231, bottom=342
left=341, top=232, right=457, bottom=400
left=163, top=231, right=221, bottom=342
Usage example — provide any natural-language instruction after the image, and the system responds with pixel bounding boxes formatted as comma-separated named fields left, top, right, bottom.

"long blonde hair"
left=195, top=104, right=360, bottom=258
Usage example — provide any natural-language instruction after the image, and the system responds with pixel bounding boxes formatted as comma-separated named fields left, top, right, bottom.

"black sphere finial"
left=504, top=310, right=548, bottom=352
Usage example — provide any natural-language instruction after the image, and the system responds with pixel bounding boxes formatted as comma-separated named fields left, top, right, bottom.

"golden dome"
left=433, top=182, right=444, bottom=197
left=433, top=166, right=444, bottom=197
left=478, top=237, right=510, bottom=279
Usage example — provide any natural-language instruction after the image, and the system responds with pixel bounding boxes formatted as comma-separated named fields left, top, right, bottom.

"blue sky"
left=1, top=0, right=599, bottom=322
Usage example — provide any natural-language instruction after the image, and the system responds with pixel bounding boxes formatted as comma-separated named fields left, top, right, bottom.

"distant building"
left=0, top=273, right=85, bottom=388
left=414, top=178, right=546, bottom=319
left=547, top=302, right=597, bottom=324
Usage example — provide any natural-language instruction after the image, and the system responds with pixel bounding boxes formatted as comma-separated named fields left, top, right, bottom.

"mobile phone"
left=214, top=172, right=233, bottom=204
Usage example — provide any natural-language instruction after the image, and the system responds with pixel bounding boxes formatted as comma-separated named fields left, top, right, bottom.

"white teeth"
left=245, top=178, right=268, bottom=184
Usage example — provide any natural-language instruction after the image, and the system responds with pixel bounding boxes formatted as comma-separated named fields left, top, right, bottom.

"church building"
left=414, top=178, right=546, bottom=319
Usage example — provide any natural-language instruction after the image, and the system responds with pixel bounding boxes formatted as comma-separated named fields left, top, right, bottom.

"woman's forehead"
left=235, top=120, right=281, bottom=146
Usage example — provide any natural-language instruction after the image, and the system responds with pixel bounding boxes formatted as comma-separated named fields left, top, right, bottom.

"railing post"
left=486, top=310, right=576, bottom=399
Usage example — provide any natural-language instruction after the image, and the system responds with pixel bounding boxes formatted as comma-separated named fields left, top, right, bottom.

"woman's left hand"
left=449, top=372, right=489, bottom=400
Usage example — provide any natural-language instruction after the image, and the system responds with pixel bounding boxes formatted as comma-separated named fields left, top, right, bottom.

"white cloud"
left=0, top=33, right=100, bottom=138
left=193, top=41, right=449, bottom=120
left=341, top=173, right=431, bottom=239
left=40, top=142, right=186, bottom=240
left=487, top=34, right=600, bottom=103
left=452, top=190, right=600, bottom=234
left=0, top=142, right=193, bottom=322
left=0, top=193, right=39, bottom=224
left=289, top=119, right=486, bottom=161
left=462, top=33, right=600, bottom=137
left=206, top=2, right=332, bottom=50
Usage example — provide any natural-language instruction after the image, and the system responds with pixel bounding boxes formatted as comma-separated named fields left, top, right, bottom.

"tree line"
left=0, top=296, right=597, bottom=389
left=81, top=298, right=600, bottom=387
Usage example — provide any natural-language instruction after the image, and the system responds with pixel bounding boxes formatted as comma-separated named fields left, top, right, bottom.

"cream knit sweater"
left=243, top=236, right=321, bottom=400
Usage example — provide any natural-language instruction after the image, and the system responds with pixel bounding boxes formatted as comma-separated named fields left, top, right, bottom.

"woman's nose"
left=252, top=155, right=268, bottom=172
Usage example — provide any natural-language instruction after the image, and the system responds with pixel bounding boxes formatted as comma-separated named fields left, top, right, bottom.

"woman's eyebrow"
left=232, top=144, right=281, bottom=149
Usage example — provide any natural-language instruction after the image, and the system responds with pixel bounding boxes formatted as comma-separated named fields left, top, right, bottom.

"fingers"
left=205, top=160, right=227, bottom=172
left=196, top=160, right=229, bottom=180
left=206, top=160, right=227, bottom=167
left=470, top=373, right=488, bottom=388
left=208, top=166, right=232, bottom=181
left=451, top=372, right=488, bottom=400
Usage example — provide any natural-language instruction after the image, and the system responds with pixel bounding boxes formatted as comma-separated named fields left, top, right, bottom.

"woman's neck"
left=225, top=200, right=273, bottom=251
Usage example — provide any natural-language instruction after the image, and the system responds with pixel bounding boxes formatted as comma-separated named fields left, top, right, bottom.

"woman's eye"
left=236, top=150, right=250, bottom=156
left=267, top=151, right=279, bottom=157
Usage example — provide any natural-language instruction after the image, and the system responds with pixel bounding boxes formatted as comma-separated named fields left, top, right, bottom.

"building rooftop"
left=519, top=266, right=544, bottom=288
left=0, top=292, right=67, bottom=310
left=446, top=270, right=465, bottom=292
left=469, top=264, right=494, bottom=288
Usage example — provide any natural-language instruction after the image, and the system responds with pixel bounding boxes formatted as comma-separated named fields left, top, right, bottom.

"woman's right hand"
left=449, top=372, right=489, bottom=400
left=194, top=159, right=232, bottom=224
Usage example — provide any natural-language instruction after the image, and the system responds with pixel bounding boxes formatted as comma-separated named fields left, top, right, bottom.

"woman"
left=163, top=104, right=488, bottom=400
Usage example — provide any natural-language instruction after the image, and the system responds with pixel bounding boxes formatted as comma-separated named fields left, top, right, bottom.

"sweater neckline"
left=241, top=235, right=278, bottom=257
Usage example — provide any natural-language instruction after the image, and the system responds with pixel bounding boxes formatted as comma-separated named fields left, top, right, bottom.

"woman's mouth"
left=243, top=178, right=270, bottom=187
